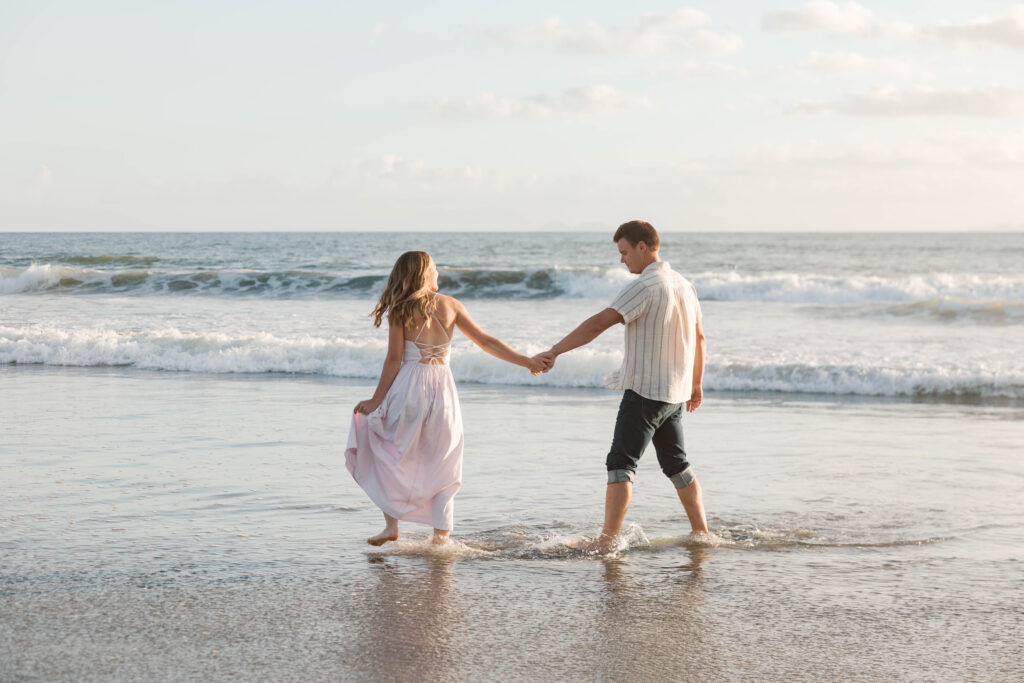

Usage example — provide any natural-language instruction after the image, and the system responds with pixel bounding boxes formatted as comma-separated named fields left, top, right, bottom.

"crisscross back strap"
left=411, top=295, right=450, bottom=362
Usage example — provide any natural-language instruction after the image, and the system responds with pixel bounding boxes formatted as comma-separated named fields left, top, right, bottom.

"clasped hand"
left=526, top=350, right=557, bottom=376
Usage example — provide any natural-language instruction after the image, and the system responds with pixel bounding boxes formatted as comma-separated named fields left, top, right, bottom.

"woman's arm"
left=453, top=299, right=547, bottom=374
left=354, top=320, right=405, bottom=414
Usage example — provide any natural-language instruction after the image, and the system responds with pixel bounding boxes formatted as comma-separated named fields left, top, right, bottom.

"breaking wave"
left=0, top=263, right=633, bottom=300
left=2, top=324, right=1021, bottom=399
left=3, top=263, right=1022, bottom=317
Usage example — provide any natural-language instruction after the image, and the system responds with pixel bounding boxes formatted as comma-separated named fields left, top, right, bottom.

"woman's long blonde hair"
left=371, top=251, right=438, bottom=328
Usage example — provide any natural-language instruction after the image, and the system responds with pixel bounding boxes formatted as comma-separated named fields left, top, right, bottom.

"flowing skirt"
left=345, top=362, right=463, bottom=530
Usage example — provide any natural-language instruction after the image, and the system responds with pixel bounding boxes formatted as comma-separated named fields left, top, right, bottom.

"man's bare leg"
left=676, top=477, right=709, bottom=535
left=367, top=513, right=399, bottom=546
left=430, top=528, right=450, bottom=544
left=581, top=481, right=632, bottom=551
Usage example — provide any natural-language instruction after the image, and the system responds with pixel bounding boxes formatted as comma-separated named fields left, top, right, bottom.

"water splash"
left=363, top=522, right=950, bottom=560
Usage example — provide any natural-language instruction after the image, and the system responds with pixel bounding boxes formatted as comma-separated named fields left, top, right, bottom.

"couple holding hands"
left=345, top=220, right=709, bottom=552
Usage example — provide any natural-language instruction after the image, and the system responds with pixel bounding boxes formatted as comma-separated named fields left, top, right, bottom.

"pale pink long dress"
left=345, top=313, right=463, bottom=530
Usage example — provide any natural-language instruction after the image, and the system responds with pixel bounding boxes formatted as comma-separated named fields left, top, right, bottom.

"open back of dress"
left=408, top=311, right=451, bottom=365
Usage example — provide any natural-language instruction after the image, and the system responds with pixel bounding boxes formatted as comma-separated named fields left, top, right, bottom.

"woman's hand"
left=354, top=398, right=382, bottom=415
left=525, top=354, right=552, bottom=375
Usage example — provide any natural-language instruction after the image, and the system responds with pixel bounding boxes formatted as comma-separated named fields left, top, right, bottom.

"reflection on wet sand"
left=587, top=545, right=726, bottom=680
left=337, top=545, right=715, bottom=680
left=341, top=556, right=460, bottom=681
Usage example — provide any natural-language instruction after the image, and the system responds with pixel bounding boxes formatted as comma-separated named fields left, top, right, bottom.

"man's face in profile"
left=617, top=238, right=647, bottom=274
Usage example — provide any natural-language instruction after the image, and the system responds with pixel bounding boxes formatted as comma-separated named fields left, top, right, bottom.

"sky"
left=2, top=1, right=1023, bottom=232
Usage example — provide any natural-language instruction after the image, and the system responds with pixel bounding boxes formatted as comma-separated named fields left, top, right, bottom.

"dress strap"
left=412, top=316, right=430, bottom=343
left=413, top=294, right=448, bottom=342
left=431, top=313, right=451, bottom=341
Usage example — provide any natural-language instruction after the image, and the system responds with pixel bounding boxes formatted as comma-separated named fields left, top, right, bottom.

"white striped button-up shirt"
left=605, top=261, right=703, bottom=404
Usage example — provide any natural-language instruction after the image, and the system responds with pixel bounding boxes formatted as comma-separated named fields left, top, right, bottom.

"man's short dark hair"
left=613, top=220, right=660, bottom=251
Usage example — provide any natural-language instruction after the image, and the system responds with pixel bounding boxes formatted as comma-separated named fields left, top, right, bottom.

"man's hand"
left=686, top=386, right=702, bottom=413
left=525, top=355, right=551, bottom=375
left=354, top=398, right=382, bottom=415
left=534, top=350, right=557, bottom=373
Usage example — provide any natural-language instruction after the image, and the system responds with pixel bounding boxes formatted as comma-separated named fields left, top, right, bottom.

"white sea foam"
left=0, top=325, right=384, bottom=378
left=694, top=271, right=1024, bottom=306
left=3, top=324, right=1021, bottom=398
left=0, top=264, right=103, bottom=295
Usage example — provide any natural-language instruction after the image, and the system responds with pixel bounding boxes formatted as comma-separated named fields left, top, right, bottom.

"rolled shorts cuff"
left=669, top=466, right=695, bottom=490
left=607, top=469, right=636, bottom=484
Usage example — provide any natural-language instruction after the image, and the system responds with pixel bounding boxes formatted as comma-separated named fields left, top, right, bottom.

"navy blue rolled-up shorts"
left=606, top=390, right=694, bottom=489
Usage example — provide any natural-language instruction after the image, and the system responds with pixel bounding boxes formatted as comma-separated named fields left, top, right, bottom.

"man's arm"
left=538, top=308, right=624, bottom=366
left=686, top=320, right=706, bottom=413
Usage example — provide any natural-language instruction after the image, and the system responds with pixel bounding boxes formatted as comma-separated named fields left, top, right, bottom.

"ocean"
left=2, top=231, right=1022, bottom=681
left=2, top=231, right=1022, bottom=398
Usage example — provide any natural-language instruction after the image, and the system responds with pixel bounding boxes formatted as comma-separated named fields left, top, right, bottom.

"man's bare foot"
left=430, top=533, right=450, bottom=545
left=366, top=528, right=398, bottom=546
left=576, top=533, right=617, bottom=553
left=686, top=530, right=718, bottom=544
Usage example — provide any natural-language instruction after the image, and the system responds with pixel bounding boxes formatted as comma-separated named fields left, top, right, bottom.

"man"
left=537, top=220, right=708, bottom=551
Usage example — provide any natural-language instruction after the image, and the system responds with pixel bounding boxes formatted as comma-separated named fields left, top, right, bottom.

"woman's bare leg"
left=367, top=513, right=399, bottom=546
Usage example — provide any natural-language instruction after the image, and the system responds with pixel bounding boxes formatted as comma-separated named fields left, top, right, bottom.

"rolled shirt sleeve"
left=610, top=279, right=650, bottom=324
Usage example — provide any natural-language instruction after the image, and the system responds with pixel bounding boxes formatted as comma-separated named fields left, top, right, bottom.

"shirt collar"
left=642, top=261, right=668, bottom=274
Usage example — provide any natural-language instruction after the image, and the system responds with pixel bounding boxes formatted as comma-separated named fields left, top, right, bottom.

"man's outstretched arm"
left=537, top=308, right=624, bottom=368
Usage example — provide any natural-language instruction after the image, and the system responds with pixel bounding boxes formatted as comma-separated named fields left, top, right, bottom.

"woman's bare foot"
left=430, top=529, right=450, bottom=545
left=366, top=528, right=398, bottom=546
left=367, top=513, right=399, bottom=546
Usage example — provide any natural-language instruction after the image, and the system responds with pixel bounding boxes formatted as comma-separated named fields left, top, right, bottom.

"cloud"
left=738, top=140, right=951, bottom=170
left=926, top=130, right=1024, bottom=167
left=788, top=50, right=913, bottom=78
left=764, top=1, right=878, bottom=35
left=764, top=3, right=1024, bottom=50
left=355, top=155, right=425, bottom=180
left=486, top=9, right=743, bottom=56
left=333, top=155, right=483, bottom=186
left=27, top=164, right=53, bottom=201
left=645, top=60, right=748, bottom=79
left=790, top=85, right=1024, bottom=117
left=418, top=84, right=654, bottom=119
left=762, top=1, right=912, bottom=37
left=688, top=28, right=745, bottom=56
left=921, top=5, right=1024, bottom=49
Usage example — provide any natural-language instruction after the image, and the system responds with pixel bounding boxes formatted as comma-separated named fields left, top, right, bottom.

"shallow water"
left=2, top=366, right=1021, bottom=681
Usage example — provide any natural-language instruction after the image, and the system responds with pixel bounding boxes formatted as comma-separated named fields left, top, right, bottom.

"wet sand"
left=2, top=365, right=1022, bottom=681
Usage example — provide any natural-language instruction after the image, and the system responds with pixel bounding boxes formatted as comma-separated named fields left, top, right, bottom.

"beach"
left=9, top=0, right=1024, bottom=676
left=2, top=364, right=1022, bottom=681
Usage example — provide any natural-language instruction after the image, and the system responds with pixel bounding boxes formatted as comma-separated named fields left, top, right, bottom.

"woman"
left=345, top=251, right=547, bottom=545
